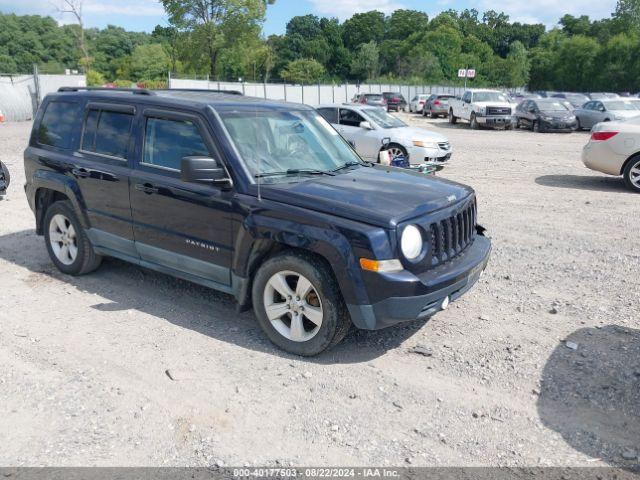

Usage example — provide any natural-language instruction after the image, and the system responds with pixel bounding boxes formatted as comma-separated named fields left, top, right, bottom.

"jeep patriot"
left=24, top=87, right=491, bottom=356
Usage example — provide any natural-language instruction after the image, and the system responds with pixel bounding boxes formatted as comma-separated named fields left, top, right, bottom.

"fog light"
left=441, top=296, right=450, bottom=310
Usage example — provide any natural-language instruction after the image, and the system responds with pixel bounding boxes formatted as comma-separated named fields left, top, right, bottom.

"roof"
left=52, top=87, right=311, bottom=111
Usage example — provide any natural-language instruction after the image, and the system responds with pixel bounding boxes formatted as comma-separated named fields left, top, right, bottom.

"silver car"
left=409, top=94, right=429, bottom=113
left=575, top=100, right=640, bottom=130
left=316, top=104, right=452, bottom=164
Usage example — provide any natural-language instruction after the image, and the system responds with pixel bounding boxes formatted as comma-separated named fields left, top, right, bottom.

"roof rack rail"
left=158, top=88, right=243, bottom=96
left=57, top=86, right=155, bottom=95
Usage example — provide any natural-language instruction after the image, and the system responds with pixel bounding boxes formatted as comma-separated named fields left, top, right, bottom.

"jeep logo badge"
left=447, top=195, right=457, bottom=203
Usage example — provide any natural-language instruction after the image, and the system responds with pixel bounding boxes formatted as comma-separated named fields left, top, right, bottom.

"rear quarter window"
left=37, top=100, right=81, bottom=149
left=81, top=108, right=134, bottom=159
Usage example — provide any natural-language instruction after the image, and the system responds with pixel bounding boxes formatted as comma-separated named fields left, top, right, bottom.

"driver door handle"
left=135, top=183, right=159, bottom=194
left=71, top=168, right=90, bottom=178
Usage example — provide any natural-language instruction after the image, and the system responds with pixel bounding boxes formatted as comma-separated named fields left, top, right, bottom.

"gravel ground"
left=0, top=115, right=638, bottom=468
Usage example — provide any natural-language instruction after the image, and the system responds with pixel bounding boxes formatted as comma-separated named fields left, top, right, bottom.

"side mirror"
left=181, top=156, right=230, bottom=185
left=359, top=121, right=373, bottom=130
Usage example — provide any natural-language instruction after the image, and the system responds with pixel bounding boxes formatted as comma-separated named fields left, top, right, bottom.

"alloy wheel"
left=388, top=147, right=405, bottom=159
left=48, top=214, right=78, bottom=265
left=263, top=271, right=323, bottom=342
left=630, top=160, right=640, bottom=189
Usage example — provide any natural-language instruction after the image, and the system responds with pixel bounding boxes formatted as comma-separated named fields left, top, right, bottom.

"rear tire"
left=44, top=200, right=103, bottom=276
left=252, top=252, right=351, bottom=356
left=623, top=156, right=640, bottom=193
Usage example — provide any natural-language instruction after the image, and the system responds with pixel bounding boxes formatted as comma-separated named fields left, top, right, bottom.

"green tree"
left=350, top=41, right=379, bottom=81
left=505, top=40, right=529, bottom=86
left=280, top=58, right=325, bottom=84
left=130, top=43, right=171, bottom=80
left=342, top=11, right=385, bottom=50
left=615, top=0, right=640, bottom=28
left=161, top=0, right=274, bottom=77
left=386, top=10, right=429, bottom=41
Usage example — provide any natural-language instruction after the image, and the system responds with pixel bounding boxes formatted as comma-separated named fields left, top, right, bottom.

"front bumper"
left=347, top=235, right=491, bottom=330
left=540, top=119, right=578, bottom=131
left=408, top=144, right=453, bottom=165
left=477, top=115, right=513, bottom=127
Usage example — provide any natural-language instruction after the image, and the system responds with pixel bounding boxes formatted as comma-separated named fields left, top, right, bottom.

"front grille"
left=427, top=199, right=477, bottom=267
left=486, top=106, right=511, bottom=116
left=438, top=142, right=451, bottom=151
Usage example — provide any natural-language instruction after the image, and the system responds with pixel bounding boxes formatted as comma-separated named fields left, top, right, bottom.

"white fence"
left=0, top=73, right=86, bottom=122
left=169, top=78, right=482, bottom=106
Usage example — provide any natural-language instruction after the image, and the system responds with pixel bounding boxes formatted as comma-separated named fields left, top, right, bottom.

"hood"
left=259, top=166, right=473, bottom=229
left=474, top=101, right=512, bottom=108
left=385, top=127, right=449, bottom=143
left=612, top=110, right=640, bottom=119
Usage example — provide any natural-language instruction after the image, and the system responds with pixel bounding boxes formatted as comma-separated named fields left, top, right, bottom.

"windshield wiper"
left=332, top=161, right=364, bottom=172
left=255, top=168, right=335, bottom=179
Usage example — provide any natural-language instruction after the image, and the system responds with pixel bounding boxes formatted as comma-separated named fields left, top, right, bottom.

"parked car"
left=423, top=94, right=456, bottom=118
left=409, top=94, right=429, bottom=114
left=317, top=104, right=452, bottom=164
left=382, top=92, right=407, bottom=112
left=508, top=92, right=541, bottom=103
left=355, top=93, right=386, bottom=108
left=623, top=98, right=640, bottom=110
left=582, top=117, right=640, bottom=192
left=589, top=93, right=620, bottom=100
left=448, top=89, right=514, bottom=130
left=0, top=161, right=9, bottom=196
left=24, top=87, right=490, bottom=356
left=551, top=93, right=590, bottom=109
left=0, top=108, right=5, bottom=123
left=574, top=100, right=640, bottom=130
left=514, top=99, right=578, bottom=132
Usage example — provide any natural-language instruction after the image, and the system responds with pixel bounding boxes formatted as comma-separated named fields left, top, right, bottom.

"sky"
left=0, top=0, right=619, bottom=35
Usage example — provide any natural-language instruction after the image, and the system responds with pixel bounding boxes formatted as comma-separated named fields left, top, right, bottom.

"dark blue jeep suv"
left=24, top=87, right=491, bottom=356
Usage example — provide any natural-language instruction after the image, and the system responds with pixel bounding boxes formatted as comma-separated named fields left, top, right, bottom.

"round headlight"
left=401, top=225, right=423, bottom=260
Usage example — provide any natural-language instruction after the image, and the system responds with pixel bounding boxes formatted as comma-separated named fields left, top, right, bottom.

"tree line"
left=1, top=0, right=639, bottom=92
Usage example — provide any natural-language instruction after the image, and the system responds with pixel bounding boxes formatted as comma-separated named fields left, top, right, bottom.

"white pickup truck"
left=448, top=89, right=514, bottom=130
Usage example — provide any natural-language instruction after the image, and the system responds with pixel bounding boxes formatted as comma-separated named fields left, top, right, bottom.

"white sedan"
left=316, top=104, right=452, bottom=164
left=582, top=117, right=640, bottom=192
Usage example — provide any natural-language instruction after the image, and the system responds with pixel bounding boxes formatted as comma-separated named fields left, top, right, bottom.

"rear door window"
left=81, top=107, right=134, bottom=159
left=317, top=108, right=339, bottom=124
left=142, top=117, right=209, bottom=171
left=38, top=101, right=81, bottom=149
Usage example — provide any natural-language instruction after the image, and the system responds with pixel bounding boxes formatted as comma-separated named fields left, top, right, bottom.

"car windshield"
left=537, top=101, right=570, bottom=111
left=604, top=101, right=637, bottom=111
left=363, top=108, right=407, bottom=129
left=473, top=92, right=509, bottom=102
left=218, top=108, right=362, bottom=180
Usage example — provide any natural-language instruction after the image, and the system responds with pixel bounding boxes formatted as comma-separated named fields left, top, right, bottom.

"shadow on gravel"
left=535, top=174, right=630, bottom=193
left=538, top=325, right=640, bottom=470
left=0, top=229, right=426, bottom=364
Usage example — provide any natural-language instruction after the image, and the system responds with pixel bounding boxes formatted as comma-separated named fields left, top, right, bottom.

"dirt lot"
left=0, top=114, right=638, bottom=468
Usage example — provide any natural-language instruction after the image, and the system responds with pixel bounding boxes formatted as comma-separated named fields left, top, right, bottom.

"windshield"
left=473, top=92, right=509, bottom=102
left=604, top=101, right=637, bottom=111
left=363, top=108, right=407, bottom=129
left=218, top=108, right=362, bottom=180
left=537, top=101, right=570, bottom=111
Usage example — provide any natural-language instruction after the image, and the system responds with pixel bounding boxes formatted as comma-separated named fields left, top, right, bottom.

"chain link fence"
left=0, top=68, right=86, bottom=122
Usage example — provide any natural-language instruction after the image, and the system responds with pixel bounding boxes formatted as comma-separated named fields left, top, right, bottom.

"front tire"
left=470, top=113, right=479, bottom=130
left=623, top=156, right=640, bottom=192
left=252, top=252, right=351, bottom=356
left=448, top=110, right=457, bottom=124
left=44, top=200, right=103, bottom=275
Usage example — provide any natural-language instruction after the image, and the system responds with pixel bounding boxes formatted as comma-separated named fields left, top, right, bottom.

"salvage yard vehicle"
left=354, top=93, right=386, bottom=108
left=514, top=99, right=578, bottom=133
left=448, top=89, right=514, bottom=130
left=582, top=116, right=640, bottom=192
left=0, top=161, right=9, bottom=196
left=382, top=92, right=407, bottom=112
left=574, top=100, right=640, bottom=130
left=409, top=94, right=429, bottom=114
left=317, top=104, right=452, bottom=164
left=24, top=87, right=490, bottom=356
left=423, top=94, right=456, bottom=118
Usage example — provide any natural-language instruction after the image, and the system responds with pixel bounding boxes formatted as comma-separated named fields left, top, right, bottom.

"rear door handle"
left=135, top=183, right=159, bottom=194
left=71, top=168, right=90, bottom=178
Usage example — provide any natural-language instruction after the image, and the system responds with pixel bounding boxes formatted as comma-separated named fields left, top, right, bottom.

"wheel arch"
left=620, top=152, right=640, bottom=175
left=33, top=172, right=89, bottom=235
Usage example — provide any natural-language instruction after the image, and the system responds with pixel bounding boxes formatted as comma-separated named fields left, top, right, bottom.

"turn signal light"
left=360, top=258, right=403, bottom=273
left=591, top=131, right=618, bottom=142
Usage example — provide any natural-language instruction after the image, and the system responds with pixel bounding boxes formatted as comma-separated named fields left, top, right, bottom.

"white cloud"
left=83, top=0, right=164, bottom=16
left=474, top=0, right=617, bottom=26
left=308, top=0, right=406, bottom=20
